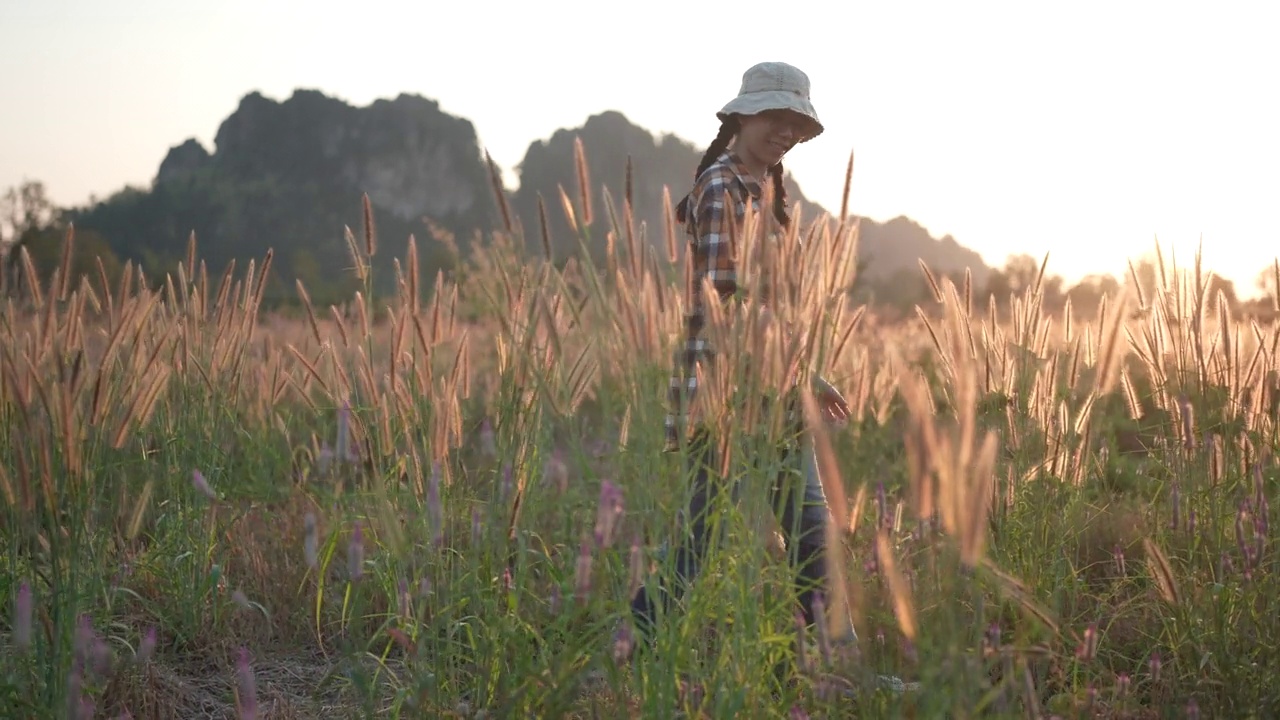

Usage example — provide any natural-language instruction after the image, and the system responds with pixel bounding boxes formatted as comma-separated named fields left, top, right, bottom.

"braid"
left=769, top=162, right=790, bottom=228
left=675, top=118, right=740, bottom=223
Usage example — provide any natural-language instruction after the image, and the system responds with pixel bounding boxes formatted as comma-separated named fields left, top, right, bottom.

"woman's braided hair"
left=674, top=114, right=791, bottom=229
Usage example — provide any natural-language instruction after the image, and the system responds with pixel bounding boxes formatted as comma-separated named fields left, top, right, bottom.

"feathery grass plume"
left=484, top=150, right=514, bottom=236
left=536, top=193, right=553, bottom=262
left=192, top=469, right=217, bottom=501
left=875, top=528, right=917, bottom=642
left=573, top=136, right=593, bottom=227
left=662, top=185, right=678, bottom=265
left=918, top=260, right=944, bottom=305
left=361, top=192, right=377, bottom=257
left=406, top=234, right=420, bottom=315
left=344, top=225, right=367, bottom=285
left=1142, top=537, right=1180, bottom=604
left=556, top=184, right=579, bottom=239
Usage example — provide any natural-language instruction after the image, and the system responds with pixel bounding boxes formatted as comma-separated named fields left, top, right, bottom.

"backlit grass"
left=1, top=152, right=1277, bottom=719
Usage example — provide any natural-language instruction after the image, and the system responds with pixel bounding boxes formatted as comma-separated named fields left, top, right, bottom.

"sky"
left=2, top=0, right=1277, bottom=296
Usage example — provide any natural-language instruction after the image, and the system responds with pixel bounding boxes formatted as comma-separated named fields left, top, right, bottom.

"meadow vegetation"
left=1, top=145, right=1278, bottom=719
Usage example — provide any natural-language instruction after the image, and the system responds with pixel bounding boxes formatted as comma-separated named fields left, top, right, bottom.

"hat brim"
left=718, top=91, right=824, bottom=142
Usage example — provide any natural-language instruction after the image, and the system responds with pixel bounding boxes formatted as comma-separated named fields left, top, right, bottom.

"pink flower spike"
left=594, top=480, right=624, bottom=548
left=13, top=582, right=31, bottom=650
left=192, top=470, right=217, bottom=501
left=136, top=626, right=156, bottom=663
left=236, top=647, right=258, bottom=720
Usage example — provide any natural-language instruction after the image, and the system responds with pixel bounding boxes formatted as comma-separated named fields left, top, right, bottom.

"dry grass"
left=1, top=140, right=1277, bottom=718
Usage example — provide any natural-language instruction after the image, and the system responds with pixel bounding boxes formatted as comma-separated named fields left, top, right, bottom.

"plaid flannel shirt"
left=664, top=151, right=763, bottom=451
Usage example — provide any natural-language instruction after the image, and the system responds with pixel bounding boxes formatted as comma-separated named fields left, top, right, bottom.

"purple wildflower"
left=237, top=647, right=258, bottom=720
left=594, top=480, right=624, bottom=548
left=985, top=623, right=1002, bottom=657
left=136, top=626, right=156, bottom=664
left=471, top=507, right=483, bottom=545
left=89, top=635, right=113, bottom=680
left=612, top=623, right=634, bottom=663
left=549, top=585, right=561, bottom=615
left=1076, top=623, right=1097, bottom=661
left=1186, top=697, right=1199, bottom=719
left=66, top=666, right=83, bottom=717
left=1148, top=650, right=1162, bottom=681
left=13, top=582, right=31, bottom=650
left=1116, top=673, right=1131, bottom=698
left=192, top=469, right=217, bottom=501
left=73, top=614, right=95, bottom=665
left=1170, top=482, right=1180, bottom=532
left=789, top=707, right=810, bottom=720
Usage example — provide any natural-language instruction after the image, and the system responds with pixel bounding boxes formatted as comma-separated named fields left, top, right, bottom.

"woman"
left=628, top=62, right=892, bottom=687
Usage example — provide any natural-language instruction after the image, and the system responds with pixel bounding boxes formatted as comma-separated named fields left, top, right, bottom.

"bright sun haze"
left=1, top=0, right=1276, bottom=292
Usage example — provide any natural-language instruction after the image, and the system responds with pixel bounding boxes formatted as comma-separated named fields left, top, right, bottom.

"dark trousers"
left=629, top=425, right=848, bottom=643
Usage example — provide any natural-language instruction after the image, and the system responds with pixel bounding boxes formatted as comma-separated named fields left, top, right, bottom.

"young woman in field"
left=626, top=61, right=910, bottom=693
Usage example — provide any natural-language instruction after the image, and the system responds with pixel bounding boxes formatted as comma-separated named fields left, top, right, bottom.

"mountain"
left=63, top=89, right=990, bottom=304
left=69, top=89, right=498, bottom=302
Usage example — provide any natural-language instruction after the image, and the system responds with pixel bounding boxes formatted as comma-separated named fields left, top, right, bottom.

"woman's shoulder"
left=693, top=151, right=740, bottom=188
left=691, top=152, right=755, bottom=205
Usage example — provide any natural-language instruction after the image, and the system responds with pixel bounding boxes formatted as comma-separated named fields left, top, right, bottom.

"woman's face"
left=736, top=110, right=811, bottom=170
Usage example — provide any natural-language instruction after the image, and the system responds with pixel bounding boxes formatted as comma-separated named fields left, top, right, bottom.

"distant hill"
left=68, top=89, right=498, bottom=302
left=61, top=89, right=989, bottom=303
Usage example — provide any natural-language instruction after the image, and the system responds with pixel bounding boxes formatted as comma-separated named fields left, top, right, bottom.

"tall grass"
left=1, top=147, right=1276, bottom=719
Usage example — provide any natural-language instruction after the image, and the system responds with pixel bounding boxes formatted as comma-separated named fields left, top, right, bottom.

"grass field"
left=2, top=154, right=1278, bottom=719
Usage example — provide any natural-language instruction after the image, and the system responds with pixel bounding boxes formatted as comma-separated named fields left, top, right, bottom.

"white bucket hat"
left=717, top=61, right=824, bottom=142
